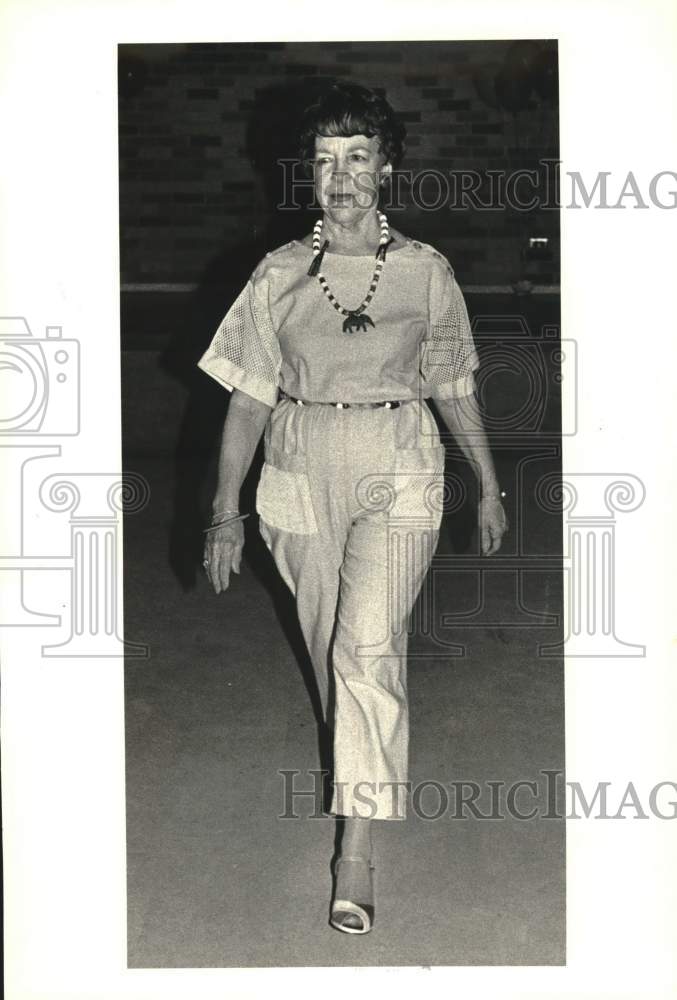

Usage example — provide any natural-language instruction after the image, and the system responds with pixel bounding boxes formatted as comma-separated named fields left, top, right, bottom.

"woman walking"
left=198, top=81, right=507, bottom=934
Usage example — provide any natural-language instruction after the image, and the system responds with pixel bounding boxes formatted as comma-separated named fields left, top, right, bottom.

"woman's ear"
left=380, top=162, right=393, bottom=186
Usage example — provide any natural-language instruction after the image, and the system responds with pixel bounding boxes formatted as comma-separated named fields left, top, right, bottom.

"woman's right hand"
left=203, top=519, right=245, bottom=594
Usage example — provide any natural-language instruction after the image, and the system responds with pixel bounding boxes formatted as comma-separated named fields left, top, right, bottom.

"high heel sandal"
left=329, top=855, right=376, bottom=935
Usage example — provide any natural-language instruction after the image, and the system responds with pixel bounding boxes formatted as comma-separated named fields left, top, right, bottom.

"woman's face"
left=312, top=133, right=391, bottom=222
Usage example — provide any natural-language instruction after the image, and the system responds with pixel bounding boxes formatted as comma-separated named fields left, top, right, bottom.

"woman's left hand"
left=478, top=497, right=509, bottom=555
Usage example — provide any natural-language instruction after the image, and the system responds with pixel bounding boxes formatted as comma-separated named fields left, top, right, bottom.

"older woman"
left=198, top=81, right=507, bottom=935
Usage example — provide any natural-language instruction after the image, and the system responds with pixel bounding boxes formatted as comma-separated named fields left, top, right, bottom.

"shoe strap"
left=331, top=899, right=373, bottom=933
left=337, top=854, right=375, bottom=868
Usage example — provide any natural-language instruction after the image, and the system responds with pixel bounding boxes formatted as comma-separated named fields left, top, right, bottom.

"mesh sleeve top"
left=197, top=237, right=480, bottom=407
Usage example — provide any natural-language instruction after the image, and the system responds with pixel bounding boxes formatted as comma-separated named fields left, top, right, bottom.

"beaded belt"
left=279, top=390, right=405, bottom=410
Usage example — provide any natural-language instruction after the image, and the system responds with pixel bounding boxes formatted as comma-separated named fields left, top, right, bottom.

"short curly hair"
left=298, top=80, right=406, bottom=174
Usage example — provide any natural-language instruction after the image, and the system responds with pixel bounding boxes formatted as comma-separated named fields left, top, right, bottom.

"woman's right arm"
left=212, top=388, right=272, bottom=515
left=204, top=388, right=273, bottom=593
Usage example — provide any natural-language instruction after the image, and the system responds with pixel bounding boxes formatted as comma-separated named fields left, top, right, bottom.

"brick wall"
left=119, top=40, right=560, bottom=289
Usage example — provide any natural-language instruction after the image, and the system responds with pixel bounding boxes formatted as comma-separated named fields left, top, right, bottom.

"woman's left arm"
left=434, top=392, right=509, bottom=555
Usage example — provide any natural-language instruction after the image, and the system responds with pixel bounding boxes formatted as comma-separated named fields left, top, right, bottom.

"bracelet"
left=212, top=508, right=241, bottom=521
left=480, top=490, right=506, bottom=501
left=203, top=513, right=250, bottom=534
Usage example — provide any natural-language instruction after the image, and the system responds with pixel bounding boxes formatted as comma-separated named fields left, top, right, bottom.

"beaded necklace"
left=306, top=211, right=393, bottom=334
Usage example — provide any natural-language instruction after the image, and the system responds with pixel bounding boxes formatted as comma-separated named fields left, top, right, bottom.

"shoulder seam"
left=264, top=240, right=297, bottom=259
left=416, top=241, right=455, bottom=277
left=250, top=241, right=297, bottom=282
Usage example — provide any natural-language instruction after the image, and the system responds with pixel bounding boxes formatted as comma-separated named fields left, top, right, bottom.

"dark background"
left=118, top=39, right=559, bottom=290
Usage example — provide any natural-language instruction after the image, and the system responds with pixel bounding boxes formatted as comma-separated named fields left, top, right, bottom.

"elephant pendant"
left=342, top=311, right=376, bottom=334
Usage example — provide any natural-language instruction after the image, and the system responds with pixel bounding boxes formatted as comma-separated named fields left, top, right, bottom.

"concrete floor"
left=124, top=446, right=565, bottom=968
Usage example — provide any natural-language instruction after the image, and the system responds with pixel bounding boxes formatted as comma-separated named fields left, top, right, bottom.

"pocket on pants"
left=391, top=443, right=447, bottom=524
left=256, top=444, right=319, bottom=535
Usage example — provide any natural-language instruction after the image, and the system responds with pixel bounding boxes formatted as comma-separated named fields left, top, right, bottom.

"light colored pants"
left=256, top=396, right=446, bottom=820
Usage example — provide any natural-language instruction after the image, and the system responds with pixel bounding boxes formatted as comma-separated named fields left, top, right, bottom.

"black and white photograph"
left=120, top=39, right=563, bottom=966
left=1, top=2, right=676, bottom=998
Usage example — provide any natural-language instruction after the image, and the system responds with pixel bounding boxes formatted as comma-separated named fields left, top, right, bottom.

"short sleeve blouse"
left=196, top=260, right=282, bottom=409
left=197, top=238, right=479, bottom=407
